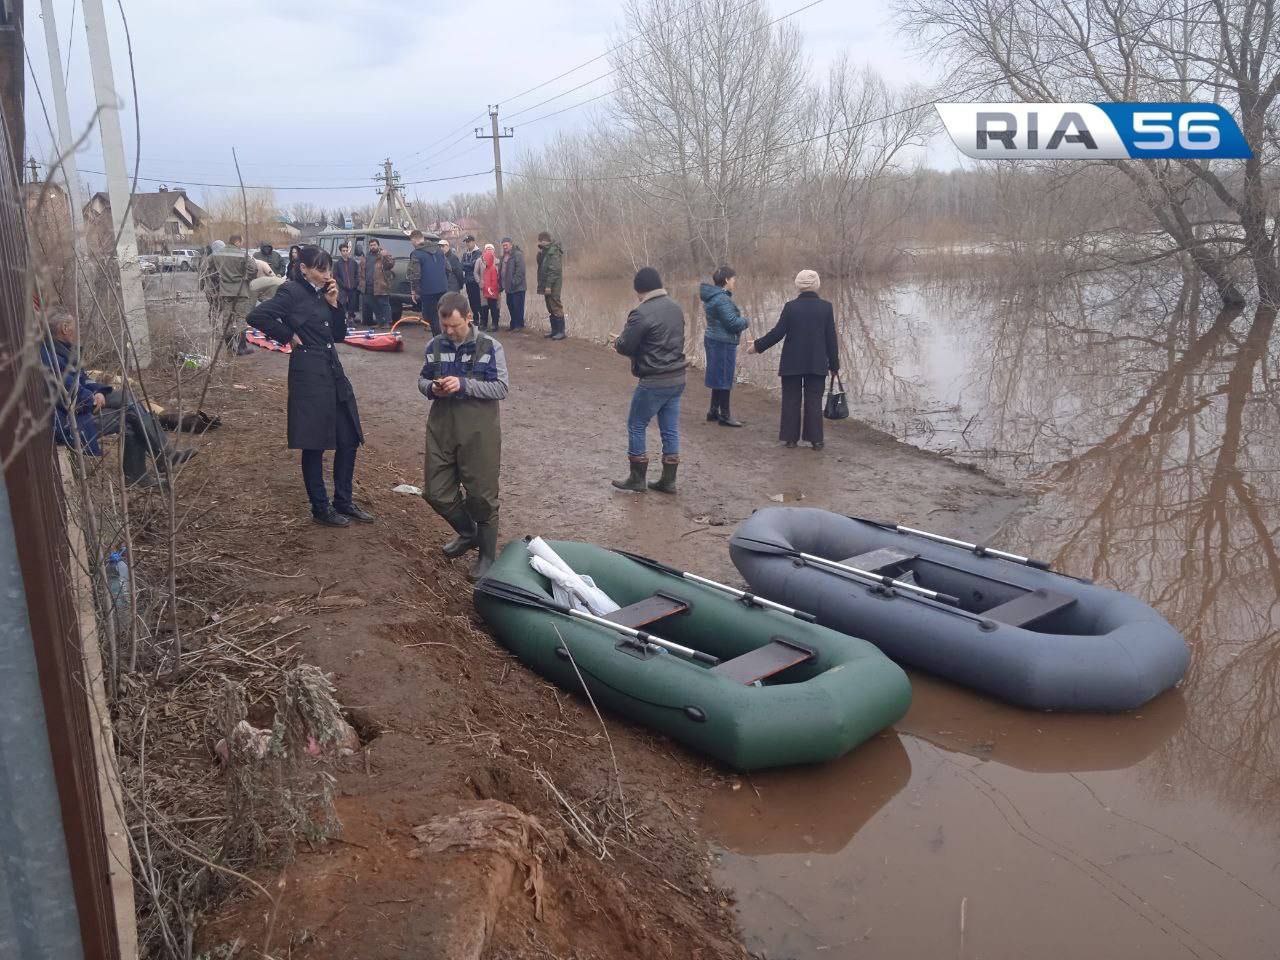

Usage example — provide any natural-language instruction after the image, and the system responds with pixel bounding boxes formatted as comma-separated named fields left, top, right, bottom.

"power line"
left=73, top=167, right=496, bottom=192
left=506, top=0, right=1220, bottom=184
left=494, top=0, right=716, bottom=109
left=504, top=0, right=828, bottom=124
left=515, top=89, right=614, bottom=129
left=387, top=0, right=713, bottom=165
left=400, top=111, right=489, bottom=164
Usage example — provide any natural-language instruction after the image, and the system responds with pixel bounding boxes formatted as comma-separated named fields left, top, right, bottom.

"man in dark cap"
left=610, top=267, right=688, bottom=494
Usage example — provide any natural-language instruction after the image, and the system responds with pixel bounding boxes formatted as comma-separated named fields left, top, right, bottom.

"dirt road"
left=194, top=321, right=1016, bottom=958
left=352, top=323, right=1021, bottom=576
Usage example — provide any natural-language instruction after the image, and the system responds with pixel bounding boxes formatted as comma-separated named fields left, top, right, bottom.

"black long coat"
left=753, top=291, right=841, bottom=377
left=247, top=279, right=364, bottom=451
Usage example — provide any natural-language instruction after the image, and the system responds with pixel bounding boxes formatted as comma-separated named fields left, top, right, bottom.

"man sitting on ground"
left=40, top=308, right=195, bottom=487
left=417, top=292, right=509, bottom=580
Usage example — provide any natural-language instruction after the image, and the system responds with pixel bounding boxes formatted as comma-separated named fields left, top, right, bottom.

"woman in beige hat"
left=748, top=269, right=840, bottom=449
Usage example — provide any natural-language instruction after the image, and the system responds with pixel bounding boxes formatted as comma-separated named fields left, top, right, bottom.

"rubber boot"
left=543, top=315, right=555, bottom=338
left=468, top=522, right=498, bottom=581
left=549, top=316, right=566, bottom=341
left=611, top=456, right=648, bottom=492
left=706, top=395, right=721, bottom=422
left=717, top=396, right=744, bottom=428
left=648, top=456, right=679, bottom=493
left=441, top=506, right=478, bottom=558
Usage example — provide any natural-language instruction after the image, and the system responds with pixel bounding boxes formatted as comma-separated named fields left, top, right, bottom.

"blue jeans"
left=627, top=382, right=684, bottom=459
left=506, top=290, right=526, bottom=329
left=364, top=294, right=390, bottom=327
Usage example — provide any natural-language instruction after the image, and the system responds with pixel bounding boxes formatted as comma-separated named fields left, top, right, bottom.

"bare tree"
left=895, top=0, right=1280, bottom=310
left=285, top=200, right=322, bottom=226
left=797, top=60, right=933, bottom=275
left=611, top=0, right=807, bottom=268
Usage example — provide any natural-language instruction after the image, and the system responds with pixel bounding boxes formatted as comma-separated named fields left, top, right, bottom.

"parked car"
left=137, top=255, right=159, bottom=274
left=155, top=248, right=201, bottom=272
left=306, top=228, right=415, bottom=322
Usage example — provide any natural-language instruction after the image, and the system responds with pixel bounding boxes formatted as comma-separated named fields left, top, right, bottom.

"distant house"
left=83, top=185, right=208, bottom=253
left=275, top=217, right=303, bottom=240
left=425, top=218, right=485, bottom=241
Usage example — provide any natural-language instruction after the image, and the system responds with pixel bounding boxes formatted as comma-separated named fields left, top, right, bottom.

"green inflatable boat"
left=473, top=538, right=911, bottom=771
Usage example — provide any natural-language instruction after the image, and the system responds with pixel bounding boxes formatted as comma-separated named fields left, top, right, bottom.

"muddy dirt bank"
left=189, top=319, right=1018, bottom=958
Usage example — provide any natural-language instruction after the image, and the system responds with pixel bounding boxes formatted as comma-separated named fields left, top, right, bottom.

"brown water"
left=562, top=269, right=1280, bottom=959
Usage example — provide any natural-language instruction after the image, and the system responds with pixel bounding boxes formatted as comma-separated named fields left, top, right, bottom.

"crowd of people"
left=405, top=231, right=564, bottom=339
left=46, top=226, right=841, bottom=585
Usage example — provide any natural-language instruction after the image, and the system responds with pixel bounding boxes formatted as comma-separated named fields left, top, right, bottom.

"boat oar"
left=849, top=516, right=1053, bottom=570
left=730, top=536, right=962, bottom=606
left=612, top=549, right=817, bottom=622
left=474, top=578, right=720, bottom=666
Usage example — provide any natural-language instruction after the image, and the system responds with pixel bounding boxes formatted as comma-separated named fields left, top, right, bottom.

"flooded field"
left=563, top=268, right=1280, bottom=959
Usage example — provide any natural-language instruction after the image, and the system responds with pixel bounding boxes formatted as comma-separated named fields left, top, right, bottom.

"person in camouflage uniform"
left=536, top=231, right=565, bottom=341
left=210, top=234, right=259, bottom=355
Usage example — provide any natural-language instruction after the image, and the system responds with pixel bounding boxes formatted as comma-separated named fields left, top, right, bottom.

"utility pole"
left=26, top=156, right=39, bottom=182
left=370, top=158, right=416, bottom=230
left=0, top=1, right=23, bottom=167
left=476, top=105, right=513, bottom=238
left=40, top=0, right=87, bottom=258
left=81, top=0, right=151, bottom=366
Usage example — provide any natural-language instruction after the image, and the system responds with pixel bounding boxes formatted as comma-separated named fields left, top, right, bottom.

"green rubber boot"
left=611, top=456, right=649, bottom=492
left=648, top=456, right=679, bottom=494
left=468, top=522, right=499, bottom=582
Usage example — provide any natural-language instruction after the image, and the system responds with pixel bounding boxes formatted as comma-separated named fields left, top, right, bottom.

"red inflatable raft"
left=343, top=329, right=404, bottom=352
left=244, top=328, right=403, bottom=353
left=244, top=329, right=291, bottom=353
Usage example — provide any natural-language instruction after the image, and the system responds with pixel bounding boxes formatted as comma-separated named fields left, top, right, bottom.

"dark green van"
left=307, top=227, right=415, bottom=322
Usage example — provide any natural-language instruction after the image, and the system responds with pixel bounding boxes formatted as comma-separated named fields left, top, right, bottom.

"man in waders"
left=417, top=291, right=509, bottom=580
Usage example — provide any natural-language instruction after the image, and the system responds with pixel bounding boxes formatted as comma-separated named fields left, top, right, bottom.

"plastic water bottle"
left=106, top=549, right=130, bottom=611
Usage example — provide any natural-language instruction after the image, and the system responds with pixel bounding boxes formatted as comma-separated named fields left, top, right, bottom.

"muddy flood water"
left=563, top=266, right=1280, bottom=959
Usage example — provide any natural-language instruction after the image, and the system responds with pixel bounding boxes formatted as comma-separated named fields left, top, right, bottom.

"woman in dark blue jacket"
left=700, top=265, right=750, bottom=427
left=248, top=246, right=373, bottom=526
left=749, top=269, right=840, bottom=449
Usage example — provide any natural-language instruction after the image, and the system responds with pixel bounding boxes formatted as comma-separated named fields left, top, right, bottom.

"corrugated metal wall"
left=0, top=10, right=122, bottom=955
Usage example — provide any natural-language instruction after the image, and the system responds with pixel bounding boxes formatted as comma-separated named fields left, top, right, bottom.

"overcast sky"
left=23, top=0, right=955, bottom=213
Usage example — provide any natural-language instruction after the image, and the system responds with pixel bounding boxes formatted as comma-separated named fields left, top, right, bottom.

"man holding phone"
left=417, top=291, right=509, bottom=580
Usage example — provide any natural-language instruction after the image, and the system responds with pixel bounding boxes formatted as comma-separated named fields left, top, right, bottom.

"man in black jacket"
left=460, top=235, right=484, bottom=321
left=611, top=267, right=688, bottom=494
left=499, top=237, right=527, bottom=331
left=441, top=239, right=466, bottom=293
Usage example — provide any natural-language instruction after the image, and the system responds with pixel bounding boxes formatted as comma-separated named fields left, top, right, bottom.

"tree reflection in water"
left=566, top=268, right=1278, bottom=815
left=841, top=264, right=1280, bottom=817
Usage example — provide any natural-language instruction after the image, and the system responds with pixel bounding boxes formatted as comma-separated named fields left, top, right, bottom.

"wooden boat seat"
left=712, top=638, right=815, bottom=685
left=603, top=592, right=689, bottom=629
left=985, top=588, right=1077, bottom=628
left=840, top=547, right=916, bottom=574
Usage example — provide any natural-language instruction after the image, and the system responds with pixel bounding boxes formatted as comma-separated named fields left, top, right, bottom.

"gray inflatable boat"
left=729, top=507, right=1189, bottom=712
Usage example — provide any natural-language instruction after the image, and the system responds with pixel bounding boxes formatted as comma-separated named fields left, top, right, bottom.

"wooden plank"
left=839, top=547, right=915, bottom=574
left=985, top=588, right=1076, bottom=628
left=63, top=453, right=139, bottom=959
left=602, top=593, right=688, bottom=630
left=712, top=639, right=815, bottom=686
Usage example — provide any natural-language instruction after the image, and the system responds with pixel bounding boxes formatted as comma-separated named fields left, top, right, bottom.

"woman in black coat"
left=286, top=244, right=304, bottom=282
left=749, top=269, right=840, bottom=449
left=247, top=245, right=374, bottom=526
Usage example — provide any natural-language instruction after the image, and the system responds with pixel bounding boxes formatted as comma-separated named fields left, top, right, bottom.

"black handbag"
left=823, top=372, right=849, bottom=421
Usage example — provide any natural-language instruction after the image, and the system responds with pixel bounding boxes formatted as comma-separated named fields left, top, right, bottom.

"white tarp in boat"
left=527, top=537, right=619, bottom=616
